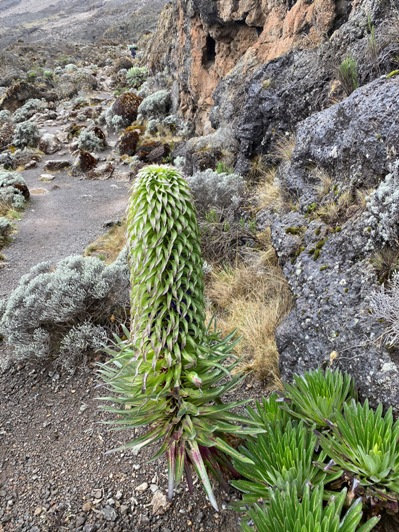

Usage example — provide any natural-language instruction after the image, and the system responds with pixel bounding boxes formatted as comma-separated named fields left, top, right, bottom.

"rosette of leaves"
left=99, top=165, right=262, bottom=510
left=231, top=399, right=341, bottom=506
left=282, top=368, right=356, bottom=428
left=318, top=399, right=399, bottom=497
left=245, top=393, right=292, bottom=429
left=242, top=484, right=379, bottom=532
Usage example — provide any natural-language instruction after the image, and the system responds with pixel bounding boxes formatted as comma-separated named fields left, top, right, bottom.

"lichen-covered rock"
left=39, top=133, right=61, bottom=155
left=111, top=92, right=142, bottom=126
left=0, top=80, right=55, bottom=112
left=118, top=127, right=141, bottom=156
left=265, top=78, right=399, bottom=410
left=283, top=78, right=399, bottom=202
left=135, top=141, right=170, bottom=163
left=74, top=150, right=98, bottom=173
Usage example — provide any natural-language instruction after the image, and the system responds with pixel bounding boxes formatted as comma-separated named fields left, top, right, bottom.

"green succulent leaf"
left=318, top=399, right=399, bottom=496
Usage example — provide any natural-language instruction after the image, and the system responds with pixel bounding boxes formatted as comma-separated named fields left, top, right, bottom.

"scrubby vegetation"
left=12, top=121, right=40, bottom=148
left=126, top=66, right=148, bottom=88
left=137, top=89, right=171, bottom=119
left=0, top=253, right=129, bottom=370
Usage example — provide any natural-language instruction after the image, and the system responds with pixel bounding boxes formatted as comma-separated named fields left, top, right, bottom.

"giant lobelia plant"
left=99, top=165, right=261, bottom=510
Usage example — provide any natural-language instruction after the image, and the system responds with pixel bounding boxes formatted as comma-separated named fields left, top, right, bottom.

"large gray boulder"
left=267, top=77, right=399, bottom=409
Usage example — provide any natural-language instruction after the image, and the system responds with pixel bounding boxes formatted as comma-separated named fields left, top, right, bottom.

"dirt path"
left=0, top=168, right=129, bottom=298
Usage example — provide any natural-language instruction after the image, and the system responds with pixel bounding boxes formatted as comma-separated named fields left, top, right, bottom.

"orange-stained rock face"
left=145, top=0, right=339, bottom=133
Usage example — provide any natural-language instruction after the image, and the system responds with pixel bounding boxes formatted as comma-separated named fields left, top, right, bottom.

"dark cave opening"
left=202, top=34, right=216, bottom=68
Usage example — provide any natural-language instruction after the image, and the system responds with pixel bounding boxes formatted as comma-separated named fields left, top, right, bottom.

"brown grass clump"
left=272, top=134, right=296, bottom=163
left=85, top=221, right=126, bottom=264
left=254, top=166, right=287, bottom=213
left=206, top=234, right=292, bottom=389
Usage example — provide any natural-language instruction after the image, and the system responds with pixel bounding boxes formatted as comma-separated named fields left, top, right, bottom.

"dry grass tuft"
left=85, top=221, right=126, bottom=264
left=272, top=134, right=296, bottom=163
left=255, top=167, right=286, bottom=213
left=0, top=201, right=9, bottom=217
left=206, top=234, right=292, bottom=388
left=312, top=167, right=333, bottom=199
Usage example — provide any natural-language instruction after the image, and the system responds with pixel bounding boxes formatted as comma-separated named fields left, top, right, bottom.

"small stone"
left=135, top=482, right=148, bottom=493
left=91, top=489, right=102, bottom=499
left=39, top=173, right=55, bottom=182
left=101, top=505, right=117, bottom=522
left=82, top=502, right=92, bottom=512
left=151, top=491, right=170, bottom=516
left=76, top=514, right=86, bottom=527
left=34, top=506, right=43, bottom=516
left=115, top=490, right=123, bottom=500
left=44, top=160, right=71, bottom=171
left=120, top=504, right=129, bottom=515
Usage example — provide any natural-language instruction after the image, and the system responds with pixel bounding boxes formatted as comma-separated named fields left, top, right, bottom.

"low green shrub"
left=282, top=368, right=356, bottom=428
left=233, top=369, right=397, bottom=530
left=232, top=418, right=340, bottom=506
left=318, top=400, right=399, bottom=495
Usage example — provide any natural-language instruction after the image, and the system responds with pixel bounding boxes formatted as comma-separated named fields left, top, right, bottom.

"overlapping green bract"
left=126, top=165, right=206, bottom=384
left=100, top=165, right=261, bottom=511
left=318, top=399, right=399, bottom=494
left=242, top=485, right=379, bottom=532
left=283, top=368, right=356, bottom=428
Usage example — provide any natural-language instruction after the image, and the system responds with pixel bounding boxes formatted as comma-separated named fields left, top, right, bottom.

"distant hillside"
left=0, top=0, right=168, bottom=48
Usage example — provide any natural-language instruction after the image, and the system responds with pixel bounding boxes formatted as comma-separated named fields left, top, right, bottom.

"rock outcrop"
left=146, top=0, right=398, bottom=155
left=266, top=77, right=399, bottom=409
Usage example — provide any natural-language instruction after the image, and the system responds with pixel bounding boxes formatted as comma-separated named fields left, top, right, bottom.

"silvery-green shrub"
left=137, top=89, right=171, bottom=119
left=0, top=217, right=12, bottom=245
left=0, top=170, right=28, bottom=209
left=0, top=110, right=13, bottom=123
left=0, top=252, right=130, bottom=369
left=12, top=121, right=40, bottom=148
left=126, top=66, right=148, bottom=89
left=13, top=99, right=45, bottom=123
left=78, top=127, right=106, bottom=152
left=186, top=168, right=244, bottom=219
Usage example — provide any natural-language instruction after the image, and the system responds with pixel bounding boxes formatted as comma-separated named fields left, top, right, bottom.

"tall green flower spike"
left=127, top=164, right=206, bottom=385
left=99, top=165, right=262, bottom=511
